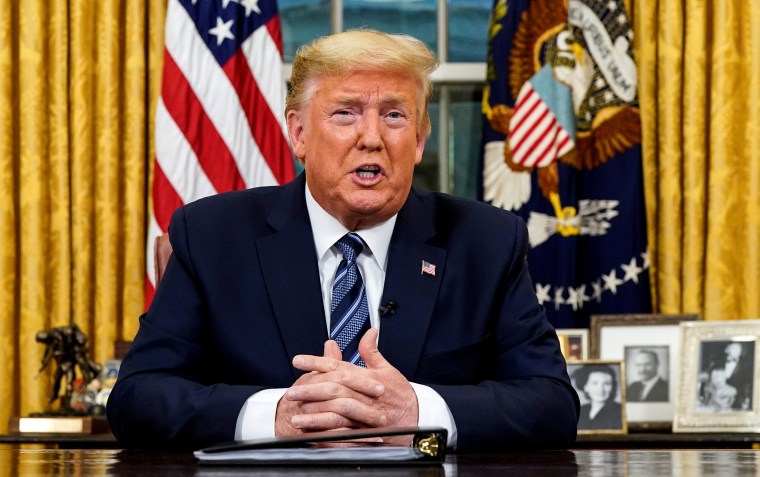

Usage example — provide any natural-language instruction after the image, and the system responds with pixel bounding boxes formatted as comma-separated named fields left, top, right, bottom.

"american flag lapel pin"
left=421, top=260, right=436, bottom=276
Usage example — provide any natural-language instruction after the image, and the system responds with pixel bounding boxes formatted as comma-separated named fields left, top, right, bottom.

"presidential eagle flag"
left=481, top=0, right=651, bottom=328
left=147, top=0, right=296, bottom=306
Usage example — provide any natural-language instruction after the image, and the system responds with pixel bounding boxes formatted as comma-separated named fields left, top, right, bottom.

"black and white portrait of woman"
left=569, top=362, right=626, bottom=432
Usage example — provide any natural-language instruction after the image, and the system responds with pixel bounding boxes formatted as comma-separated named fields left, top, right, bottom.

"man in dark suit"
left=626, top=349, right=668, bottom=402
left=107, top=29, right=579, bottom=451
left=722, top=342, right=754, bottom=410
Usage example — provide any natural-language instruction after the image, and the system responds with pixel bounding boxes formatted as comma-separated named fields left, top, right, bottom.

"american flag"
left=508, top=65, right=575, bottom=168
left=421, top=260, right=436, bottom=277
left=147, top=0, right=295, bottom=306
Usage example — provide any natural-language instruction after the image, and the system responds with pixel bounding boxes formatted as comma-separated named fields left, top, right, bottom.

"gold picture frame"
left=567, top=359, right=628, bottom=435
left=673, top=320, right=760, bottom=433
left=556, top=328, right=589, bottom=362
left=589, top=313, right=699, bottom=430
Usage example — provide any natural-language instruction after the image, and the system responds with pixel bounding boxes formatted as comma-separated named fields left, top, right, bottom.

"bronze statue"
left=36, top=323, right=102, bottom=414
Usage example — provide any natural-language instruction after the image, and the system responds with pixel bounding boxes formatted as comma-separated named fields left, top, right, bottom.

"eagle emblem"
left=483, top=0, right=641, bottom=247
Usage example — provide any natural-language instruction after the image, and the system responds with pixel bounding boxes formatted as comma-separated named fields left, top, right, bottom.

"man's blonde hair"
left=286, top=29, right=439, bottom=137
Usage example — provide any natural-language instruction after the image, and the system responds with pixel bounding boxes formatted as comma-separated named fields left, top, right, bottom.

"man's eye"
left=387, top=111, right=404, bottom=119
left=331, top=110, right=356, bottom=123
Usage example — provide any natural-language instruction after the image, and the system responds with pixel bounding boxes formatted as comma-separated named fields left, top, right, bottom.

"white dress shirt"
left=235, top=183, right=458, bottom=446
left=638, top=376, right=660, bottom=400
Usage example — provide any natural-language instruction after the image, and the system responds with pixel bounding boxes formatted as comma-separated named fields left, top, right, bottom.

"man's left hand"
left=287, top=328, right=419, bottom=433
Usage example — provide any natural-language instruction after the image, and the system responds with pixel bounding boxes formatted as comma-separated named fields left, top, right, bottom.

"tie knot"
left=336, top=233, right=364, bottom=262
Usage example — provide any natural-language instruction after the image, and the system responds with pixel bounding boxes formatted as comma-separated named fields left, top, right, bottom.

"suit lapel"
left=256, top=181, right=445, bottom=380
left=257, top=176, right=326, bottom=378
left=378, top=189, right=445, bottom=379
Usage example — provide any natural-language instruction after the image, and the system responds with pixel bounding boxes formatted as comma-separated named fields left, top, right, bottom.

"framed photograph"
left=567, top=360, right=627, bottom=434
left=556, top=328, right=589, bottom=361
left=589, top=313, right=699, bottom=430
left=673, top=320, right=760, bottom=433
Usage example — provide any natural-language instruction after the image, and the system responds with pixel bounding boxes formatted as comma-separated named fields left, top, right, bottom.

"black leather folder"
left=194, top=426, right=448, bottom=466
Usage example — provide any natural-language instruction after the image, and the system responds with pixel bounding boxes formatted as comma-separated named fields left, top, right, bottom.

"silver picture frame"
left=590, top=313, right=699, bottom=430
left=674, top=319, right=760, bottom=433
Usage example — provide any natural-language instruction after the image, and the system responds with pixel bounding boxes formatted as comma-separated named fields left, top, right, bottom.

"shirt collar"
left=642, top=375, right=659, bottom=386
left=305, top=182, right=396, bottom=270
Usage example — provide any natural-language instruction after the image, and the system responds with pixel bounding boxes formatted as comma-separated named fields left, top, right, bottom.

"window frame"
left=282, top=0, right=488, bottom=194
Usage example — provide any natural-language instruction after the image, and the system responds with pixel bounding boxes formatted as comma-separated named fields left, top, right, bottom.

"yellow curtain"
left=0, top=0, right=165, bottom=428
left=634, top=0, right=760, bottom=320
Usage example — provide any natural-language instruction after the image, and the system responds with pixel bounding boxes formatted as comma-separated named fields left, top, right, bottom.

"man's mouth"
left=356, top=165, right=381, bottom=179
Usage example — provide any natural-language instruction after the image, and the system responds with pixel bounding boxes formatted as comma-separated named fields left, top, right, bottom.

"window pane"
left=448, top=85, right=483, bottom=199
left=409, top=86, right=485, bottom=199
left=448, top=0, right=491, bottom=62
left=344, top=0, right=438, bottom=54
left=413, top=91, right=440, bottom=191
left=280, top=0, right=331, bottom=62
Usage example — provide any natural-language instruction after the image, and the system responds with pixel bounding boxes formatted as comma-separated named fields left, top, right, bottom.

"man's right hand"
left=274, top=339, right=387, bottom=436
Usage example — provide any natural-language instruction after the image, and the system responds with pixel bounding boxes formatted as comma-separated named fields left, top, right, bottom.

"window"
left=280, top=0, right=491, bottom=199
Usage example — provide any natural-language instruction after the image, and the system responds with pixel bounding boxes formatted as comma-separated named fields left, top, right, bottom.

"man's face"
left=633, top=352, right=658, bottom=381
left=725, top=343, right=742, bottom=362
left=287, top=70, right=425, bottom=230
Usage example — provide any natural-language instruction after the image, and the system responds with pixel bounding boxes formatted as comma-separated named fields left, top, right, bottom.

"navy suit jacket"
left=107, top=175, right=579, bottom=450
left=627, top=377, right=669, bottom=402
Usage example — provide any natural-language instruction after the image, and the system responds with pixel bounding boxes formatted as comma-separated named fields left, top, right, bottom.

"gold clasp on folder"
left=415, top=433, right=440, bottom=457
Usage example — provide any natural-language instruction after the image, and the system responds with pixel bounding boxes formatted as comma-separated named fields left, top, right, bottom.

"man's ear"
left=287, top=110, right=306, bottom=160
left=414, top=131, right=425, bottom=165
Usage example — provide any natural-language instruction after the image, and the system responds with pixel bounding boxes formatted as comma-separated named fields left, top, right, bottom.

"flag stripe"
left=528, top=123, right=564, bottom=167
left=154, top=97, right=218, bottom=204
left=223, top=49, right=292, bottom=183
left=265, top=12, right=284, bottom=57
left=509, top=79, right=578, bottom=168
left=519, top=120, right=566, bottom=168
left=147, top=0, right=294, bottom=308
left=163, top=0, right=278, bottom=188
left=519, top=123, right=556, bottom=166
left=513, top=106, right=552, bottom=154
left=512, top=107, right=551, bottom=159
left=557, top=134, right=572, bottom=154
left=152, top=162, right=184, bottom=233
left=238, top=20, right=293, bottom=182
left=242, top=20, right=289, bottom=141
left=162, top=51, right=246, bottom=192
left=509, top=89, right=541, bottom=137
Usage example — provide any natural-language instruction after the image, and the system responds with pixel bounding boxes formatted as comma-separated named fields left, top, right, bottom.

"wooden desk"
left=0, top=433, right=119, bottom=449
left=5, top=431, right=760, bottom=450
left=574, top=432, right=760, bottom=449
left=0, top=448, right=759, bottom=476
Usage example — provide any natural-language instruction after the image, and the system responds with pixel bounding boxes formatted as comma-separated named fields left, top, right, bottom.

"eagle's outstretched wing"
left=561, top=106, right=642, bottom=170
left=509, top=0, right=568, bottom=99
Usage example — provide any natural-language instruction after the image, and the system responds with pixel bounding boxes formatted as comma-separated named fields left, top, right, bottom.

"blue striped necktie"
left=330, top=233, right=370, bottom=367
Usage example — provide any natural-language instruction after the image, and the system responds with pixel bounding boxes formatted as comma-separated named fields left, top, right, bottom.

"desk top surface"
left=1, top=447, right=759, bottom=476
